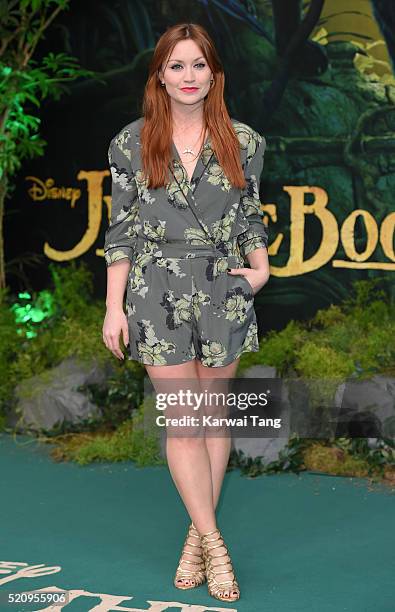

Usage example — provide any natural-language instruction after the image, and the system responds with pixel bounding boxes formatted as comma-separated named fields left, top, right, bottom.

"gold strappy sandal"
left=174, top=522, right=206, bottom=590
left=200, top=528, right=240, bottom=602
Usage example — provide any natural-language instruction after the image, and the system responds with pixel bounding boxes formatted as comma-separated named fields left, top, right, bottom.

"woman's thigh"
left=144, top=359, right=202, bottom=436
left=144, top=357, right=240, bottom=435
left=194, top=357, right=240, bottom=428
left=195, top=357, right=240, bottom=381
left=144, top=357, right=198, bottom=379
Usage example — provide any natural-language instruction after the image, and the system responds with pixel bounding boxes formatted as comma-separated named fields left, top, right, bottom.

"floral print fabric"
left=103, top=116, right=269, bottom=366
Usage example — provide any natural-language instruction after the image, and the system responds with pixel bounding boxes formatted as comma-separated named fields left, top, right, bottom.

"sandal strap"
left=176, top=572, right=205, bottom=579
left=185, top=538, right=201, bottom=546
left=206, top=552, right=232, bottom=561
left=204, top=540, right=223, bottom=550
left=206, top=556, right=233, bottom=570
left=200, top=528, right=221, bottom=538
left=210, top=577, right=238, bottom=586
left=208, top=560, right=233, bottom=568
left=176, top=565, right=205, bottom=574
left=208, top=567, right=234, bottom=576
left=175, top=568, right=206, bottom=580
left=182, top=547, right=202, bottom=555
left=178, top=557, right=205, bottom=566
left=186, top=526, right=202, bottom=542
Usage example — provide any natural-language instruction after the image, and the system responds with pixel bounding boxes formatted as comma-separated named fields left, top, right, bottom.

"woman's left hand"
left=227, top=267, right=269, bottom=296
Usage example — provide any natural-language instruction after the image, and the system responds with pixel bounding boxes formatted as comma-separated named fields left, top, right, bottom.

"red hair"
left=140, top=22, right=246, bottom=190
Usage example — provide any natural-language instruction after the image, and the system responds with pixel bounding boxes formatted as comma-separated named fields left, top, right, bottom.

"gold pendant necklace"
left=174, top=125, right=206, bottom=160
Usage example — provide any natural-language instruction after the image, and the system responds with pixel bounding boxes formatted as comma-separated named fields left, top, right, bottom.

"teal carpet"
left=0, top=432, right=394, bottom=612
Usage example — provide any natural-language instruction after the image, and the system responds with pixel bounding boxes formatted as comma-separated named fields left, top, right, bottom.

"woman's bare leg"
left=144, top=356, right=240, bottom=596
left=194, top=356, right=241, bottom=599
left=144, top=358, right=216, bottom=587
left=195, top=357, right=240, bottom=510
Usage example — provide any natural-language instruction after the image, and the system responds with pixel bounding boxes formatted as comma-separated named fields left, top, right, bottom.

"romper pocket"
left=227, top=255, right=254, bottom=298
left=239, top=273, right=254, bottom=297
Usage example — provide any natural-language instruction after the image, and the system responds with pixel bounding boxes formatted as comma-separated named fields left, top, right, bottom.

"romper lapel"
left=169, top=136, right=216, bottom=243
left=128, top=118, right=217, bottom=245
left=128, top=119, right=214, bottom=205
left=170, top=133, right=212, bottom=196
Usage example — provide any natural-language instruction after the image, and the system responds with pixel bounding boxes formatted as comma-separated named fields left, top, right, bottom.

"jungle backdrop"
left=4, top=0, right=395, bottom=333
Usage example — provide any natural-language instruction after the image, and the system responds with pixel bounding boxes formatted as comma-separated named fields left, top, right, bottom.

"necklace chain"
left=173, top=124, right=207, bottom=161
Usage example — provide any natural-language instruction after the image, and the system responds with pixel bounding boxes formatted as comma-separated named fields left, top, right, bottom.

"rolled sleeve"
left=104, top=132, right=139, bottom=267
left=237, top=133, right=269, bottom=262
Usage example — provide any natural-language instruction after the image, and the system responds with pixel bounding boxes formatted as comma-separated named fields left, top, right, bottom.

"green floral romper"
left=104, top=116, right=269, bottom=367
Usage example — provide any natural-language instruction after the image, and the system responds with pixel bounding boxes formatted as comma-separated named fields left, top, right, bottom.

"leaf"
left=318, top=10, right=372, bottom=23
left=22, top=92, right=40, bottom=106
left=325, top=31, right=373, bottom=41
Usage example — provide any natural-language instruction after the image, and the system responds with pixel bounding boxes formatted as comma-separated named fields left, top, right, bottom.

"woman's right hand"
left=102, top=307, right=129, bottom=360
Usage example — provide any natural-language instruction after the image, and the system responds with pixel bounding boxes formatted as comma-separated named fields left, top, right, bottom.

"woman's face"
left=158, top=39, right=213, bottom=107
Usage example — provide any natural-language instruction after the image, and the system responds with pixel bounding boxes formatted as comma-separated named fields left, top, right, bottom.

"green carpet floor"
left=0, top=432, right=394, bottom=612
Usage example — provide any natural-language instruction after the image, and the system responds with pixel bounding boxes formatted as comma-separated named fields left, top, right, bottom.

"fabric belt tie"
left=135, top=237, right=234, bottom=260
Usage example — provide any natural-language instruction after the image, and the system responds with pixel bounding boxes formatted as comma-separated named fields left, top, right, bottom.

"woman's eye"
left=170, top=63, right=206, bottom=70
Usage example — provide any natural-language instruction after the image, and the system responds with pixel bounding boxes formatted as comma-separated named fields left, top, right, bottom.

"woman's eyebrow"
left=168, top=56, right=205, bottom=62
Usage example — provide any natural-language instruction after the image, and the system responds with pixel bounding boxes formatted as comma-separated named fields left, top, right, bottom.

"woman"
left=102, top=22, right=270, bottom=603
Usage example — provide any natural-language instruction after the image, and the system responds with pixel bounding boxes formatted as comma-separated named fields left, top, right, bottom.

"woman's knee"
left=166, top=435, right=206, bottom=449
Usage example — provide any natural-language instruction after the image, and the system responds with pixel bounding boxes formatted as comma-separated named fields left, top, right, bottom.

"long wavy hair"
left=140, top=22, right=246, bottom=190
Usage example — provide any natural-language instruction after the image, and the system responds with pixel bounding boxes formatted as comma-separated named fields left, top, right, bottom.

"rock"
left=232, top=364, right=290, bottom=463
left=230, top=369, right=395, bottom=463
left=334, top=375, right=395, bottom=438
left=7, top=357, right=114, bottom=433
left=240, top=365, right=277, bottom=379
